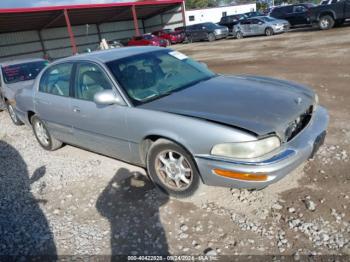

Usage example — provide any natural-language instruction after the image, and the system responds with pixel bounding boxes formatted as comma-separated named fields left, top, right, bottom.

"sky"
left=0, top=0, right=135, bottom=8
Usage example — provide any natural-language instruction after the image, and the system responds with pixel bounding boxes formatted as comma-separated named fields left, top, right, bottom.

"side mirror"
left=258, top=22, right=263, bottom=25
left=200, top=62, right=208, bottom=68
left=94, top=90, right=125, bottom=106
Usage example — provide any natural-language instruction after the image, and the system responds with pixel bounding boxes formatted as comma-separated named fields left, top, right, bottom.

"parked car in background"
left=270, top=3, right=315, bottom=27
left=15, top=47, right=328, bottom=198
left=234, top=17, right=290, bottom=39
left=243, top=11, right=265, bottom=18
left=310, top=0, right=350, bottom=29
left=184, top=22, right=229, bottom=42
left=218, top=14, right=246, bottom=35
left=152, top=29, right=185, bottom=45
left=127, top=34, right=168, bottom=47
left=0, top=58, right=48, bottom=125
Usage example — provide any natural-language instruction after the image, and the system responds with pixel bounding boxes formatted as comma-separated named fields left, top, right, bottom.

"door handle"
left=73, top=107, right=81, bottom=113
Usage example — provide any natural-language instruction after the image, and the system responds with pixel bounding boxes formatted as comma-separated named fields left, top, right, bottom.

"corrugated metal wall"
left=144, top=6, right=183, bottom=32
left=0, top=5, right=183, bottom=62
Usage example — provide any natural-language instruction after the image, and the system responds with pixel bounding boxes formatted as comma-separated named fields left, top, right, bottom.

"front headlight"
left=211, top=136, right=281, bottom=159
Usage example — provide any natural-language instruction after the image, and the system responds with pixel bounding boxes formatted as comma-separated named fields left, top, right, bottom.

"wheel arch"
left=140, top=134, right=194, bottom=166
left=27, top=110, right=36, bottom=124
left=140, top=134, right=205, bottom=184
left=318, top=11, right=336, bottom=21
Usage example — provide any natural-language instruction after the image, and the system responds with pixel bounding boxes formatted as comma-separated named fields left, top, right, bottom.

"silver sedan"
left=14, top=47, right=328, bottom=198
left=234, top=16, right=290, bottom=39
left=0, top=58, right=48, bottom=125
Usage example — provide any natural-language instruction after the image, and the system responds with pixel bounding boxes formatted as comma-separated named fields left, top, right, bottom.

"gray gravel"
left=0, top=111, right=349, bottom=256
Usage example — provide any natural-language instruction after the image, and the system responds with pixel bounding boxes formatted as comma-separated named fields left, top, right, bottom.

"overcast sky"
left=0, top=0, right=134, bottom=8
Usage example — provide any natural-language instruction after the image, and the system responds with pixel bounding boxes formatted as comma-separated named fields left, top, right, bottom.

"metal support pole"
left=63, top=9, right=78, bottom=55
left=131, top=5, right=140, bottom=36
left=181, top=1, right=186, bottom=27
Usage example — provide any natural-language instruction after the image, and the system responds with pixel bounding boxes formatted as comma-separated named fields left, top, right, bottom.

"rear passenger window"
left=39, top=63, right=73, bottom=97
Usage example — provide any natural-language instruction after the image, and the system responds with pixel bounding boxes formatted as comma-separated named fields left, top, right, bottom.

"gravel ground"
left=0, top=25, right=350, bottom=258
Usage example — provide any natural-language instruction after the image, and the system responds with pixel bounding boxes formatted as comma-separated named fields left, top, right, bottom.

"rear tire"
left=319, top=15, right=335, bottom=30
left=6, top=103, right=23, bottom=126
left=31, top=115, right=62, bottom=151
left=184, top=35, right=192, bottom=44
left=265, top=27, right=274, bottom=36
left=146, top=139, right=201, bottom=198
left=235, top=31, right=244, bottom=39
left=207, top=33, right=216, bottom=42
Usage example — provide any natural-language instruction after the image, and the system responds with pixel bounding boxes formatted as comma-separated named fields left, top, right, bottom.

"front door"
left=345, top=0, right=350, bottom=18
left=70, top=62, right=131, bottom=161
left=34, top=62, right=75, bottom=144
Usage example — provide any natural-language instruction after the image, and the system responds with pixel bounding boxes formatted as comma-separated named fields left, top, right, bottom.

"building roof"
left=0, top=0, right=183, bottom=33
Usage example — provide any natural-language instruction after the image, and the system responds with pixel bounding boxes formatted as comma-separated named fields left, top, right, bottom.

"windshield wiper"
left=141, top=75, right=217, bottom=104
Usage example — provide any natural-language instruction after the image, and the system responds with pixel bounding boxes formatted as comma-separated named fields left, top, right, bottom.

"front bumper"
left=273, top=25, right=288, bottom=33
left=215, top=32, right=229, bottom=39
left=195, top=106, right=329, bottom=189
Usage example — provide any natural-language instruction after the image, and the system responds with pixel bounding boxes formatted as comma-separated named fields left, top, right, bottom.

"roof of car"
left=56, top=46, right=167, bottom=64
left=0, top=58, right=46, bottom=67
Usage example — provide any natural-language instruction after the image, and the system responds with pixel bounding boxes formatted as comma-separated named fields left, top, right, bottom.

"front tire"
left=147, top=139, right=201, bottom=198
left=7, top=103, right=23, bottom=126
left=265, top=27, right=274, bottom=36
left=31, top=115, right=62, bottom=151
left=319, top=15, right=335, bottom=30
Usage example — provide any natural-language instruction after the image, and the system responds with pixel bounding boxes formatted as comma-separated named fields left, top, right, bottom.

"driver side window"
left=74, top=62, right=112, bottom=101
left=39, top=63, right=73, bottom=97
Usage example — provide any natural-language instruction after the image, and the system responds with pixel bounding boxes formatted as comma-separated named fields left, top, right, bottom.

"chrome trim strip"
left=195, top=149, right=296, bottom=166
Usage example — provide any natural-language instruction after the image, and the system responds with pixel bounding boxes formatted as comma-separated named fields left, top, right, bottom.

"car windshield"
left=260, top=16, right=276, bottom=22
left=2, top=60, right=48, bottom=84
left=107, top=50, right=216, bottom=105
left=143, top=35, right=155, bottom=40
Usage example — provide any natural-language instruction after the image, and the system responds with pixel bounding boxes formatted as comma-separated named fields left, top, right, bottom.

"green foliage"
left=186, top=0, right=215, bottom=9
left=257, top=2, right=269, bottom=11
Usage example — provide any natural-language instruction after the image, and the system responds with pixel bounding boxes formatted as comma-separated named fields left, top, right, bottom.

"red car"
left=127, top=34, right=168, bottom=47
left=152, top=29, right=185, bottom=45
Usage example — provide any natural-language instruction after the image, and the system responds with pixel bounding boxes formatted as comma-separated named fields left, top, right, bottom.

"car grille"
left=285, top=106, right=313, bottom=141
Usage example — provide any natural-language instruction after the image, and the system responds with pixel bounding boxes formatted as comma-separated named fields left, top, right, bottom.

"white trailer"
left=185, top=4, right=257, bottom=25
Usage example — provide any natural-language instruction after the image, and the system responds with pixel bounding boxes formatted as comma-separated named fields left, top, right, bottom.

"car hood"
left=140, top=75, right=315, bottom=140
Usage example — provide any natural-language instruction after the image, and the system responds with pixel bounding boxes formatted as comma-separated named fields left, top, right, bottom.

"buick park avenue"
left=14, top=47, right=329, bottom=197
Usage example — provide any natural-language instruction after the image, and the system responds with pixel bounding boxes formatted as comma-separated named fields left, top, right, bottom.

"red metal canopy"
left=0, top=0, right=185, bottom=56
left=0, top=0, right=183, bottom=33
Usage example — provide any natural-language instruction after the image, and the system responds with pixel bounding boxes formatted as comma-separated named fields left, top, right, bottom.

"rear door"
left=249, top=19, right=263, bottom=35
left=34, top=62, right=76, bottom=144
left=240, top=20, right=252, bottom=35
left=69, top=61, right=131, bottom=161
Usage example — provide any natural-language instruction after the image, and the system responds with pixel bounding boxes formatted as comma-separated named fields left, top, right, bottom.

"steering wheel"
left=164, top=70, right=178, bottom=80
left=51, top=80, right=64, bottom=96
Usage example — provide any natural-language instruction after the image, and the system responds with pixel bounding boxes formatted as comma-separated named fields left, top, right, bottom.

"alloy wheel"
left=155, top=150, right=193, bottom=191
left=34, top=120, right=50, bottom=146
left=8, top=104, right=17, bottom=122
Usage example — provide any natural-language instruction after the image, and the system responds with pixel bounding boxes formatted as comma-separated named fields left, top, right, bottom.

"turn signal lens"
left=213, top=169, right=268, bottom=181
